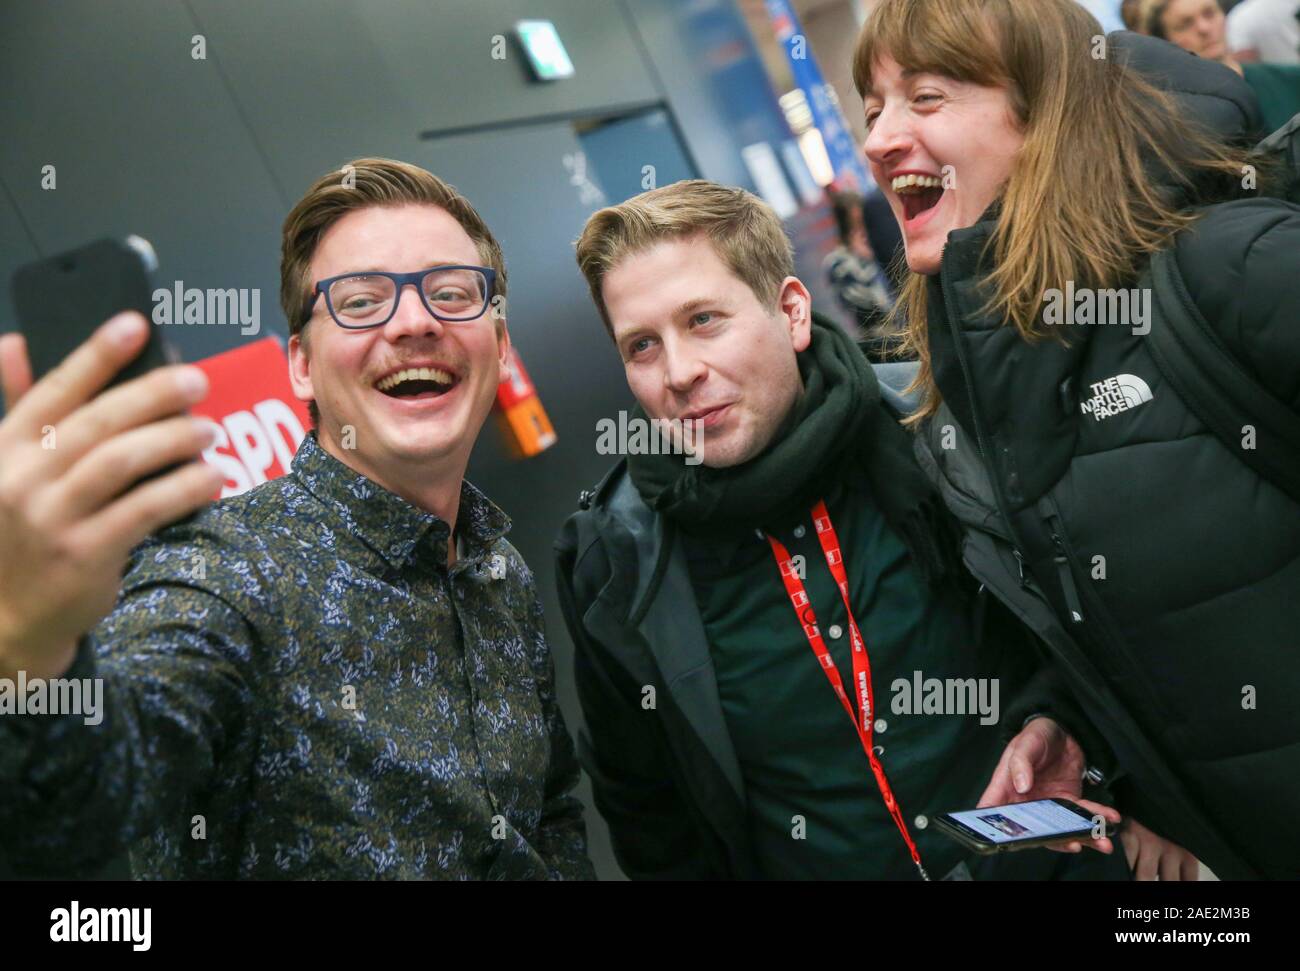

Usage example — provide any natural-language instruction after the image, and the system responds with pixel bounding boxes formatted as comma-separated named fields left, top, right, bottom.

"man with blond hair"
left=555, top=179, right=1167, bottom=880
left=0, top=158, right=592, bottom=880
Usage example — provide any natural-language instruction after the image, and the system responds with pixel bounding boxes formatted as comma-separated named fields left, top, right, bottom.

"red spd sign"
left=191, top=338, right=311, bottom=497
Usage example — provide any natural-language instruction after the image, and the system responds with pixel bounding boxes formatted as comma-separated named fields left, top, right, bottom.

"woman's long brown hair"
left=852, top=0, right=1260, bottom=423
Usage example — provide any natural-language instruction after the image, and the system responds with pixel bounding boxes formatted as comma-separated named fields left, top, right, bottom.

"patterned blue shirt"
left=0, top=433, right=593, bottom=880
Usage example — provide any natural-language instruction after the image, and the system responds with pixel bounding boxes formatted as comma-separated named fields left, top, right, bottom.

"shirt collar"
left=681, top=477, right=863, bottom=572
left=290, top=432, right=511, bottom=570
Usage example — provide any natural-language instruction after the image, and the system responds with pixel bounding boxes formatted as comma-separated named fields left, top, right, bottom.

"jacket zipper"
left=941, top=259, right=1085, bottom=628
left=939, top=259, right=1035, bottom=576
left=939, top=265, right=989, bottom=464
left=1046, top=511, right=1086, bottom=623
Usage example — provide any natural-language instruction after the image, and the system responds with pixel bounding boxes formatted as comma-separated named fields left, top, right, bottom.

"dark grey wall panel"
left=378, top=0, right=659, bottom=131
left=186, top=0, right=429, bottom=195
left=188, top=0, right=658, bottom=197
left=0, top=0, right=287, bottom=360
left=0, top=178, right=42, bottom=334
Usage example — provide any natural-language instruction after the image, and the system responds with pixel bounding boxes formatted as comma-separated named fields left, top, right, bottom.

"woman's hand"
left=1121, top=818, right=1200, bottom=880
left=978, top=715, right=1119, bottom=855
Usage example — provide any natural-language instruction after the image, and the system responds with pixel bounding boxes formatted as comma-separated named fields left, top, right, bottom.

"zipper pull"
left=1050, top=531, right=1085, bottom=623
left=1013, top=549, right=1029, bottom=588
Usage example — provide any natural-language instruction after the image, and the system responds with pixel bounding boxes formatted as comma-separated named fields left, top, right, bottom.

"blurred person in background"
left=1121, top=0, right=1146, bottom=29
left=823, top=189, right=902, bottom=361
left=1142, top=0, right=1300, bottom=129
left=857, top=0, right=1300, bottom=879
left=862, top=186, right=907, bottom=290
left=1226, top=0, right=1300, bottom=64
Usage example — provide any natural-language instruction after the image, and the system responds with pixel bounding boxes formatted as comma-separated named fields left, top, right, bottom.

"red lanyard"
left=767, top=499, right=930, bottom=880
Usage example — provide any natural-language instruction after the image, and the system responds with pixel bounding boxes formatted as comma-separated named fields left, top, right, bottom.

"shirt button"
left=793, top=525, right=806, bottom=539
left=874, top=718, right=888, bottom=733
left=915, top=814, right=929, bottom=829
left=827, top=624, right=843, bottom=640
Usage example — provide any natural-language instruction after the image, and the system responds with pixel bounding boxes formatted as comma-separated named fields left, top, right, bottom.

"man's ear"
left=287, top=330, right=316, bottom=407
left=777, top=276, right=813, bottom=353
left=496, top=318, right=512, bottom=378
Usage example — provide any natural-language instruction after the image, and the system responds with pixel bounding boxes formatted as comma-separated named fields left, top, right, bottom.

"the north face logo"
left=1080, top=374, right=1154, bottom=421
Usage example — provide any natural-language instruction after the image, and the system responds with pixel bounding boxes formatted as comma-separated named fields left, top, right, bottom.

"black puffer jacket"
left=915, top=33, right=1300, bottom=879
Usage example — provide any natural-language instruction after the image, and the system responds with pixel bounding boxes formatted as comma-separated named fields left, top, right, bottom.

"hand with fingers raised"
left=0, top=312, right=223, bottom=680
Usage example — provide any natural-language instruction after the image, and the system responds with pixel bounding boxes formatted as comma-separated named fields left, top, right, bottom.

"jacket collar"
left=584, top=463, right=748, bottom=804
left=290, top=432, right=511, bottom=570
left=927, top=211, right=1093, bottom=506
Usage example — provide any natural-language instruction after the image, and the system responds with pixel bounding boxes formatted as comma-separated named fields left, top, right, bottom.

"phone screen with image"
left=942, top=798, right=1094, bottom=845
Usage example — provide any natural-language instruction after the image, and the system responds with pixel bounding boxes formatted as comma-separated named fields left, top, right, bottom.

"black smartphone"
left=11, top=235, right=178, bottom=385
left=933, top=797, right=1123, bottom=855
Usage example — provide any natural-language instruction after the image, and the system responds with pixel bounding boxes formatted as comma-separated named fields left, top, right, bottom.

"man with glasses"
left=0, top=158, right=593, bottom=880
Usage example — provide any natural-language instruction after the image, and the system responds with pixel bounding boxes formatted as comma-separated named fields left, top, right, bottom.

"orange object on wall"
left=496, top=345, right=557, bottom=458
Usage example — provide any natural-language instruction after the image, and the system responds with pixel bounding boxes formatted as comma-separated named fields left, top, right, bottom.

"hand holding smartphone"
left=0, top=237, right=223, bottom=680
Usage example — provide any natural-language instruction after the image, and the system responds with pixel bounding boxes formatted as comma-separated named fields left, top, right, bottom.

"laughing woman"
left=855, top=0, right=1300, bottom=879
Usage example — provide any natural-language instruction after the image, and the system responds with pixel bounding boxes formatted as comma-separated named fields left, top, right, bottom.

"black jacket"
left=915, top=34, right=1300, bottom=879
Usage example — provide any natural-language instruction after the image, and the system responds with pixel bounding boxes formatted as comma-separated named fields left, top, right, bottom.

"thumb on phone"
left=977, top=735, right=1034, bottom=808
left=1010, top=748, right=1035, bottom=795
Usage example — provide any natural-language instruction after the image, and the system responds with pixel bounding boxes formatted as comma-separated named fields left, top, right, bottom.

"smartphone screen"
left=940, top=799, right=1095, bottom=847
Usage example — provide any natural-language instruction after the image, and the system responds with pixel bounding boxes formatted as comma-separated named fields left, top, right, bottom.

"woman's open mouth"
left=892, top=173, right=945, bottom=226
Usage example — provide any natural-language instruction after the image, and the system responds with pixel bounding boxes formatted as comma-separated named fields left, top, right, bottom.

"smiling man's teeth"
left=376, top=366, right=454, bottom=391
left=892, top=174, right=943, bottom=193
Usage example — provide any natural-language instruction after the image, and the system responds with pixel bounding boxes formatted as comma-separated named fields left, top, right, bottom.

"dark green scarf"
left=626, top=313, right=961, bottom=586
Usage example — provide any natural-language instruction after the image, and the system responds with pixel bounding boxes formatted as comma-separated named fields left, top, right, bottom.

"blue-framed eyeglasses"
left=306, top=265, right=497, bottom=330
